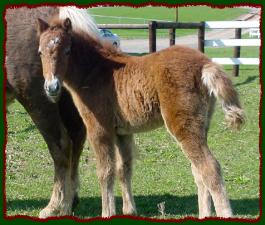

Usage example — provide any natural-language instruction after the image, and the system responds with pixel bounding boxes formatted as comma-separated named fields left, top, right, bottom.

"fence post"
left=233, top=28, right=242, bottom=77
left=169, top=28, right=176, bottom=46
left=198, top=21, right=205, bottom=53
left=149, top=21, right=157, bottom=53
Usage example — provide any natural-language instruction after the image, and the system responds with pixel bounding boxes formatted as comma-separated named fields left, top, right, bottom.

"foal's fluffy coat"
left=37, top=17, right=244, bottom=218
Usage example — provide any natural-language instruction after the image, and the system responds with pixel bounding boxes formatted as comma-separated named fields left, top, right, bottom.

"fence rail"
left=204, top=39, right=261, bottom=47
left=212, top=58, right=259, bottom=65
left=98, top=20, right=260, bottom=76
left=99, top=24, right=148, bottom=29
left=204, top=21, right=259, bottom=29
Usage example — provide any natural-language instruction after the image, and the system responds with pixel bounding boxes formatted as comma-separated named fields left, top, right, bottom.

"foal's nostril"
left=45, top=78, right=61, bottom=96
left=49, top=82, right=59, bottom=93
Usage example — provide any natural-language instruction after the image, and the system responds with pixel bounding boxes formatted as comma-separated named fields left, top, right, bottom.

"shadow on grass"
left=21, top=124, right=36, bottom=133
left=6, top=194, right=259, bottom=218
left=8, top=124, right=37, bottom=135
left=234, top=75, right=258, bottom=87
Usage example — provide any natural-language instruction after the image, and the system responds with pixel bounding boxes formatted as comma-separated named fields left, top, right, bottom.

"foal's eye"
left=38, top=51, right=42, bottom=57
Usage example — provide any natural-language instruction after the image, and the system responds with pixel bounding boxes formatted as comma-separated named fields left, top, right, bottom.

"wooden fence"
left=98, top=20, right=260, bottom=76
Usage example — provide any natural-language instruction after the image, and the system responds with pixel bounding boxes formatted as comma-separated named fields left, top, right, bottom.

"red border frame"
left=2, top=2, right=263, bottom=223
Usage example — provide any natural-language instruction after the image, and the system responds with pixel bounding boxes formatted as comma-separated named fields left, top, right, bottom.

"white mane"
left=59, top=6, right=101, bottom=39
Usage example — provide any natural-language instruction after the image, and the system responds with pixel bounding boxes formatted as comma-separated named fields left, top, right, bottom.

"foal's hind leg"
left=115, top=135, right=137, bottom=215
left=161, top=109, right=232, bottom=218
left=190, top=97, right=216, bottom=218
left=191, top=164, right=212, bottom=218
left=186, top=142, right=232, bottom=218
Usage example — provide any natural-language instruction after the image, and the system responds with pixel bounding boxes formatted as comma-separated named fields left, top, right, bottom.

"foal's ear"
left=63, top=18, right=72, bottom=32
left=36, top=18, right=49, bottom=36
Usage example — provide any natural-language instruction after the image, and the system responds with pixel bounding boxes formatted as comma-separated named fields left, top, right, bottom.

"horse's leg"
left=86, top=125, right=116, bottom=217
left=115, top=135, right=137, bottom=215
left=12, top=90, right=75, bottom=217
left=6, top=82, right=15, bottom=107
left=161, top=106, right=232, bottom=218
left=40, top=125, right=73, bottom=218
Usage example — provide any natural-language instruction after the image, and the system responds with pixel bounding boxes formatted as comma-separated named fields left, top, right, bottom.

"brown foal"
left=36, top=17, right=244, bottom=218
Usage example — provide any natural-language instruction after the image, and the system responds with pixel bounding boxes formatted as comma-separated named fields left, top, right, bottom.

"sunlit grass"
left=5, top=47, right=260, bottom=219
left=88, top=6, right=248, bottom=38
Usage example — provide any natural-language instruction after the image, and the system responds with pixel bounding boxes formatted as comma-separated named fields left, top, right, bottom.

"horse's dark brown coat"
left=6, top=7, right=86, bottom=218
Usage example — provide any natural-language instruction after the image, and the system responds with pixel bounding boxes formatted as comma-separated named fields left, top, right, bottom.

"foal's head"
left=37, top=18, right=72, bottom=103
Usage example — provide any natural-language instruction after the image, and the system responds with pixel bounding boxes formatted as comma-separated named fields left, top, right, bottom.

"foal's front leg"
left=115, top=135, right=137, bottom=215
left=87, top=129, right=116, bottom=217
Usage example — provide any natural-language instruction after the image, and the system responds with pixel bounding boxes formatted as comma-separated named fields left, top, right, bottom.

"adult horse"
left=5, top=6, right=99, bottom=218
left=37, top=17, right=244, bottom=218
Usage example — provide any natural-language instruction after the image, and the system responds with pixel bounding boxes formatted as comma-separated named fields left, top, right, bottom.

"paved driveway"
left=120, top=13, right=259, bottom=54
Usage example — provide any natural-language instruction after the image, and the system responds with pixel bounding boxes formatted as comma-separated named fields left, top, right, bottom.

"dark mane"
left=69, top=29, right=127, bottom=70
left=73, top=28, right=125, bottom=59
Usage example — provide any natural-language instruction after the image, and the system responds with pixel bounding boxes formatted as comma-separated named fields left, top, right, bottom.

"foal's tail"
left=201, top=62, right=245, bottom=130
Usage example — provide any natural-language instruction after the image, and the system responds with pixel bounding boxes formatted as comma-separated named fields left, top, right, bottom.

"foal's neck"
left=65, top=31, right=126, bottom=89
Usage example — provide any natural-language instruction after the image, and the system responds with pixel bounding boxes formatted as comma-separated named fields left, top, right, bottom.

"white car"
left=99, top=29, right=120, bottom=47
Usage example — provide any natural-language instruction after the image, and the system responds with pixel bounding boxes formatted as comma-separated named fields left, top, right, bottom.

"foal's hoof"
left=39, top=207, right=59, bottom=218
left=123, top=207, right=137, bottom=216
left=101, top=211, right=116, bottom=218
left=39, top=206, right=72, bottom=218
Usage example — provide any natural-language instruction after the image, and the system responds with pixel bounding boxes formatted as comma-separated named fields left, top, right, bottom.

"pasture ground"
left=88, top=6, right=248, bottom=38
left=5, top=46, right=260, bottom=219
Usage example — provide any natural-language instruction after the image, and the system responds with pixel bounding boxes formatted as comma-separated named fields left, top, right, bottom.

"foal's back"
left=113, top=45, right=211, bottom=135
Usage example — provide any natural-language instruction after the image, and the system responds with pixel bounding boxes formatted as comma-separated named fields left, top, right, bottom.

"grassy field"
left=88, top=6, right=248, bottom=38
left=5, top=47, right=260, bottom=219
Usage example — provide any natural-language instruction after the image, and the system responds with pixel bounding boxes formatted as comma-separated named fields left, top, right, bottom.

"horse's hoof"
left=72, top=194, right=80, bottom=211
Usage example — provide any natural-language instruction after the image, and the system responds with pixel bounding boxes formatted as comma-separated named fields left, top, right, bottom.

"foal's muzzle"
left=44, top=77, right=62, bottom=103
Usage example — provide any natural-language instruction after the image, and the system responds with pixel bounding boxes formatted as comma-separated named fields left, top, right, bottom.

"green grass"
left=88, top=6, right=248, bottom=38
left=205, top=44, right=260, bottom=75
left=5, top=47, right=260, bottom=219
